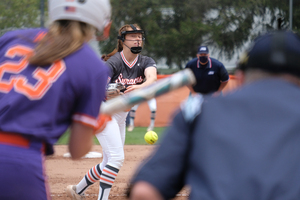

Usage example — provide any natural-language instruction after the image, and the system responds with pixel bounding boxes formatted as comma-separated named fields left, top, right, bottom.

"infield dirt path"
left=46, top=145, right=189, bottom=200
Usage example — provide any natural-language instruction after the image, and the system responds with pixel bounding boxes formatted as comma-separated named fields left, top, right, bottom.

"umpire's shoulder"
left=180, top=94, right=204, bottom=122
left=210, top=57, right=225, bottom=67
left=185, top=58, right=198, bottom=68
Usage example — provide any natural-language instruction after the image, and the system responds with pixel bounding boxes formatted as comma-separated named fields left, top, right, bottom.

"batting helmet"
left=237, top=31, right=300, bottom=77
left=49, top=0, right=111, bottom=32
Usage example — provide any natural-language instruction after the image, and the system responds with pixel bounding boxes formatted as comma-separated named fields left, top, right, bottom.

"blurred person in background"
left=128, top=30, right=300, bottom=200
left=185, top=45, right=229, bottom=96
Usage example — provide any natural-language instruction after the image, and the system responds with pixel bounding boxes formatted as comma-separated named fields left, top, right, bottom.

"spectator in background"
left=185, top=46, right=229, bottom=96
left=128, top=31, right=300, bottom=200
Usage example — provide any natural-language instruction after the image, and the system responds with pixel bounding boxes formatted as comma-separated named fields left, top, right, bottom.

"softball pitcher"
left=0, top=0, right=111, bottom=199
left=66, top=24, right=157, bottom=200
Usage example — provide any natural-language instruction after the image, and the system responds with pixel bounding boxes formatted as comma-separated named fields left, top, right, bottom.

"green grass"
left=56, top=127, right=166, bottom=145
left=125, top=127, right=165, bottom=145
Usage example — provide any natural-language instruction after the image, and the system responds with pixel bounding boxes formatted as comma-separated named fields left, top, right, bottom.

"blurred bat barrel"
left=100, top=68, right=196, bottom=115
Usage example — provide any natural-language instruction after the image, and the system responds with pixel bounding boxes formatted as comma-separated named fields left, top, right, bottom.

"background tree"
left=1, top=0, right=298, bottom=70
left=101, top=0, right=299, bottom=70
left=0, top=0, right=42, bottom=35
left=0, top=0, right=41, bottom=28
left=101, top=0, right=213, bottom=69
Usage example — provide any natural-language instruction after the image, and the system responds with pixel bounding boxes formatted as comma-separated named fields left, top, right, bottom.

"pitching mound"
left=46, top=145, right=189, bottom=200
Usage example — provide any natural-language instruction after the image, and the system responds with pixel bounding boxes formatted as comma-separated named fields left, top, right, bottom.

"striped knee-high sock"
left=129, top=110, right=136, bottom=126
left=150, top=111, right=156, bottom=127
left=97, top=164, right=119, bottom=200
left=76, top=163, right=102, bottom=195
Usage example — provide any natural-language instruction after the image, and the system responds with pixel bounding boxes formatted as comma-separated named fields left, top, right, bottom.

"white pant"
left=131, top=98, right=157, bottom=112
left=95, top=111, right=128, bottom=170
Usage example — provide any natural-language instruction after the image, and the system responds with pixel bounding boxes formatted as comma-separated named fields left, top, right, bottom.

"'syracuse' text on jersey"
left=106, top=51, right=156, bottom=86
left=0, top=28, right=110, bottom=151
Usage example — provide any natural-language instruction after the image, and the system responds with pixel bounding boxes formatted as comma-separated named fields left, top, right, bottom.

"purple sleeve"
left=72, top=62, right=110, bottom=128
left=0, top=32, right=10, bottom=51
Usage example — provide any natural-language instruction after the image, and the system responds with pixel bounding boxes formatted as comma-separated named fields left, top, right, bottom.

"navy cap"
left=197, top=46, right=209, bottom=54
left=237, top=31, right=300, bottom=77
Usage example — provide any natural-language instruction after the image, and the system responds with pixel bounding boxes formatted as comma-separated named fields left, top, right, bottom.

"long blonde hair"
left=29, top=20, right=95, bottom=66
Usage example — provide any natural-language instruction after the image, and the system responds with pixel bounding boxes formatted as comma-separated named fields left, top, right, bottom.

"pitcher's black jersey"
left=106, top=51, right=156, bottom=86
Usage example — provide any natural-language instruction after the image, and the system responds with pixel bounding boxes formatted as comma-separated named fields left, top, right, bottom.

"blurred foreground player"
left=0, top=0, right=111, bottom=199
left=129, top=31, right=300, bottom=200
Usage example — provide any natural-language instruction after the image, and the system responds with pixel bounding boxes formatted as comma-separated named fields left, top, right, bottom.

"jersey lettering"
left=0, top=45, right=66, bottom=100
left=116, top=73, right=143, bottom=85
left=0, top=46, right=32, bottom=92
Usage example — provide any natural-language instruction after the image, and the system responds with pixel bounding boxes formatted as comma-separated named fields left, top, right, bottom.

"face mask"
left=130, top=46, right=142, bottom=54
left=123, top=43, right=143, bottom=54
left=199, top=56, right=208, bottom=64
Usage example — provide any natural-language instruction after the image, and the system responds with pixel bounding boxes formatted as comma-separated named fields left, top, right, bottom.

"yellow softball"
left=144, top=131, right=158, bottom=145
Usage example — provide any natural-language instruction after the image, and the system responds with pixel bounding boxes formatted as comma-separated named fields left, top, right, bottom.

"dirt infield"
left=46, top=145, right=189, bottom=200
left=46, top=77, right=239, bottom=199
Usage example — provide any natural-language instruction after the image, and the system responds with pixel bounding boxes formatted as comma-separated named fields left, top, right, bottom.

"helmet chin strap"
left=123, top=43, right=142, bottom=54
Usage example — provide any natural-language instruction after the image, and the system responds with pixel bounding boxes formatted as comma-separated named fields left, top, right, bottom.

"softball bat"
left=100, top=68, right=196, bottom=115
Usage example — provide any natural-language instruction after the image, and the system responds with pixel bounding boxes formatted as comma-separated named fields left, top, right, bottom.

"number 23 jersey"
left=0, top=28, right=110, bottom=146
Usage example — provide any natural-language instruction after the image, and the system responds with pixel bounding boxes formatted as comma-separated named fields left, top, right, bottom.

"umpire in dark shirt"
left=128, top=31, right=300, bottom=200
left=185, top=46, right=229, bottom=96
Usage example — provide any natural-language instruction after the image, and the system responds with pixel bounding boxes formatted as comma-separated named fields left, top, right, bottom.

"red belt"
left=0, top=132, right=30, bottom=148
